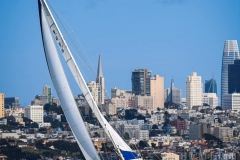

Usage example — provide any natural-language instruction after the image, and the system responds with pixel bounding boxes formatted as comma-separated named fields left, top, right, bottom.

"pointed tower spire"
left=97, top=55, right=104, bottom=80
left=96, top=55, right=105, bottom=104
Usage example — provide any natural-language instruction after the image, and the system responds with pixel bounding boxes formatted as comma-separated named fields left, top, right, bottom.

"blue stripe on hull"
left=120, top=149, right=139, bottom=160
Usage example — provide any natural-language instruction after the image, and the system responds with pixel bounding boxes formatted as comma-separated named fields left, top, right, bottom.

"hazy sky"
left=1, top=0, right=240, bottom=106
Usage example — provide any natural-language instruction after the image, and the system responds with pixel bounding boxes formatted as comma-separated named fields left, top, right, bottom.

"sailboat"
left=38, top=0, right=141, bottom=159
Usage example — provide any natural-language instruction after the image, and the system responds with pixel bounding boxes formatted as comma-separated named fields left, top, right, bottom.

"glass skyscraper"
left=221, top=40, right=239, bottom=105
left=228, top=58, right=240, bottom=94
left=131, top=69, right=151, bottom=96
left=205, top=78, right=217, bottom=94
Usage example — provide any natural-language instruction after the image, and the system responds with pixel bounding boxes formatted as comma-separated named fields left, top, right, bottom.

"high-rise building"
left=4, top=97, right=21, bottom=109
left=221, top=40, right=239, bottom=105
left=205, top=78, right=217, bottom=94
left=134, top=95, right=153, bottom=111
left=96, top=55, right=105, bottom=105
left=189, top=123, right=208, bottom=140
left=228, top=58, right=240, bottom=94
left=0, top=93, right=5, bottom=118
left=186, top=72, right=202, bottom=109
left=222, top=93, right=240, bottom=111
left=165, top=79, right=182, bottom=104
left=43, top=85, right=52, bottom=104
left=24, top=105, right=43, bottom=123
left=150, top=75, right=164, bottom=109
left=202, top=93, right=218, bottom=107
left=131, top=69, right=151, bottom=96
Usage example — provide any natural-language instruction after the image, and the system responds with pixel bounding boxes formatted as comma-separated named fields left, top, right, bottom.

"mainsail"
left=38, top=0, right=100, bottom=159
left=39, top=0, right=141, bottom=159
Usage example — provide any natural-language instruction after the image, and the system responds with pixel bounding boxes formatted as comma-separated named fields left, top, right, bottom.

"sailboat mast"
left=38, top=0, right=100, bottom=159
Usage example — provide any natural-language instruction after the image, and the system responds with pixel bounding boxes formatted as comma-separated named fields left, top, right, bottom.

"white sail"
left=38, top=1, right=141, bottom=160
left=38, top=0, right=100, bottom=159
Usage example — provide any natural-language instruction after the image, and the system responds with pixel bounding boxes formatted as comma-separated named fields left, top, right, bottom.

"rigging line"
left=47, top=0, right=96, bottom=79
left=46, top=0, right=97, bottom=76
left=65, top=36, right=96, bottom=78
left=72, top=32, right=97, bottom=76
left=47, top=1, right=110, bottom=101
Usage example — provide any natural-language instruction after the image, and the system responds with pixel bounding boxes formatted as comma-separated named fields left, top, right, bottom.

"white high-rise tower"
left=186, top=72, right=202, bottom=109
left=221, top=40, right=239, bottom=105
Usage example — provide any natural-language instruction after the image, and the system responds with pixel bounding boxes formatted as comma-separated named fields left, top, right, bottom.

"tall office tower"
left=0, top=93, right=4, bottom=118
left=150, top=75, right=164, bottom=110
left=131, top=69, right=151, bottom=96
left=228, top=58, right=240, bottom=94
left=165, top=79, right=182, bottom=104
left=186, top=72, right=202, bottom=109
left=221, top=40, right=239, bottom=105
left=43, top=85, right=52, bottom=104
left=96, top=55, right=105, bottom=105
left=24, top=105, right=43, bottom=123
left=4, top=97, right=21, bottom=109
left=205, top=78, right=217, bottom=94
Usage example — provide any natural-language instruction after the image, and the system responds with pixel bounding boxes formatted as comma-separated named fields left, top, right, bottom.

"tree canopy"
left=215, top=106, right=223, bottom=110
left=138, top=140, right=149, bottom=149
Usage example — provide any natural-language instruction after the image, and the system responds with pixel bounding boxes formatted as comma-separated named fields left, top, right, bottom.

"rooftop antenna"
left=212, top=73, right=214, bottom=93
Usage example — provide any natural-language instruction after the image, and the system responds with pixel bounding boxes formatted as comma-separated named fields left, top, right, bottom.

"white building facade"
left=186, top=72, right=202, bottom=109
left=24, top=105, right=43, bottom=123
left=202, top=93, right=218, bottom=108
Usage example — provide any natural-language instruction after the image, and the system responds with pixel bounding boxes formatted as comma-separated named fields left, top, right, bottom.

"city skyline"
left=1, top=0, right=240, bottom=106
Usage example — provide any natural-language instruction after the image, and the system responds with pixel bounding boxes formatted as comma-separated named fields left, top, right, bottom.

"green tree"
left=24, top=151, right=41, bottom=160
left=35, top=140, right=45, bottom=149
left=215, top=106, right=223, bottom=110
left=0, top=140, right=25, bottom=159
left=23, top=117, right=33, bottom=127
left=123, top=132, right=130, bottom=140
left=45, top=141, right=53, bottom=148
left=164, top=102, right=178, bottom=109
left=138, top=140, right=149, bottom=149
left=30, top=122, right=39, bottom=128
left=0, top=124, right=12, bottom=132
left=164, top=111, right=170, bottom=119
left=152, top=124, right=159, bottom=130
left=51, top=119, right=63, bottom=129
left=100, top=143, right=113, bottom=152
left=42, top=151, right=54, bottom=158
left=151, top=143, right=156, bottom=149
left=94, top=132, right=100, bottom=138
